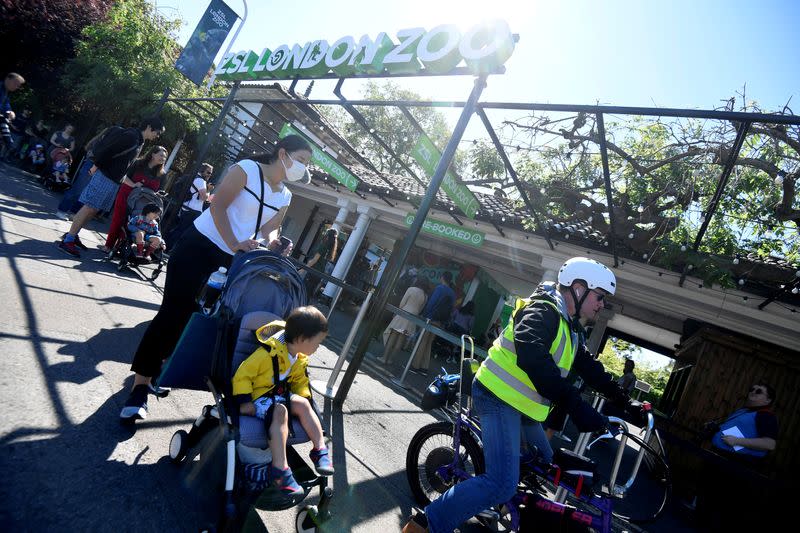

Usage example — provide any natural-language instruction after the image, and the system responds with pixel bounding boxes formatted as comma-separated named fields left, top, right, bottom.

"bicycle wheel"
left=406, top=421, right=485, bottom=507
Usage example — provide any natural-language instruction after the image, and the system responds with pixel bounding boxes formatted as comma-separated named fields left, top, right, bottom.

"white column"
left=332, top=198, right=354, bottom=232
left=463, top=277, right=479, bottom=303
left=163, top=136, right=184, bottom=173
left=540, top=257, right=562, bottom=283
left=323, top=205, right=375, bottom=298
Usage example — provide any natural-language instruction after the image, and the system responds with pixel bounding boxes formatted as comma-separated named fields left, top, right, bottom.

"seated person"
left=232, top=306, right=334, bottom=497
left=28, top=144, right=46, bottom=173
left=697, top=381, right=779, bottom=530
left=127, top=203, right=165, bottom=258
left=52, top=151, right=72, bottom=184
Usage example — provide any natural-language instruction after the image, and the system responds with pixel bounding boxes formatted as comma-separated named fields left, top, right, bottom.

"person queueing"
left=119, top=134, right=312, bottom=421
left=403, top=257, right=635, bottom=533
left=55, top=127, right=109, bottom=221
left=101, top=145, right=167, bottom=252
left=166, top=163, right=211, bottom=246
left=232, top=306, right=334, bottom=496
left=304, top=227, right=338, bottom=299
left=57, top=117, right=164, bottom=257
left=0, top=73, right=25, bottom=162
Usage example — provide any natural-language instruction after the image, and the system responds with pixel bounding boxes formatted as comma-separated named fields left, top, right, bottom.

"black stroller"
left=107, top=187, right=166, bottom=280
left=157, top=250, right=333, bottom=532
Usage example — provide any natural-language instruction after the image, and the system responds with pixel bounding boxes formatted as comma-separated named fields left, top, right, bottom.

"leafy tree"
left=491, top=92, right=799, bottom=289
left=597, top=341, right=674, bottom=405
left=320, top=80, right=466, bottom=178
left=50, top=0, right=229, bottom=171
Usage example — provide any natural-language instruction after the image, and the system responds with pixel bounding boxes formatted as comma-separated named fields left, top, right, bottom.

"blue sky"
left=154, top=0, right=799, bottom=111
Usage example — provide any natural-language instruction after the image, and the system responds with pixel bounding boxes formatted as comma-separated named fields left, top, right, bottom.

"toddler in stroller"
left=231, top=306, right=334, bottom=497
left=109, top=186, right=166, bottom=279
left=158, top=250, right=333, bottom=532
left=42, top=146, right=72, bottom=191
left=27, top=144, right=46, bottom=175
left=127, top=203, right=164, bottom=258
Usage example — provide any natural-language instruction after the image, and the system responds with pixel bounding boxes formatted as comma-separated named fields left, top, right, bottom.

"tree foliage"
left=597, top=341, right=673, bottom=405
left=492, top=93, right=799, bottom=288
left=319, top=80, right=466, bottom=178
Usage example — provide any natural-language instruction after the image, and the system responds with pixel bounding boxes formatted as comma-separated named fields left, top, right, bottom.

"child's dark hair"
left=141, top=203, right=162, bottom=217
left=284, top=306, right=328, bottom=343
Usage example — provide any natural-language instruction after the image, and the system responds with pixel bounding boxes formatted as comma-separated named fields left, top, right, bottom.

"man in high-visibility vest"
left=404, top=257, right=634, bottom=533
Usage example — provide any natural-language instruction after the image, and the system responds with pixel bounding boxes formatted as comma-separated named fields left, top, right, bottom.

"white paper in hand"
left=722, top=426, right=745, bottom=451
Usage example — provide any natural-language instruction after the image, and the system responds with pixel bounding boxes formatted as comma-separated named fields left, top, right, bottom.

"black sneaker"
left=57, top=239, right=81, bottom=258
left=120, top=384, right=149, bottom=421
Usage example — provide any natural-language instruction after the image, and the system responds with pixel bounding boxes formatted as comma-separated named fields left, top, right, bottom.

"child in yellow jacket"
left=232, top=306, right=332, bottom=497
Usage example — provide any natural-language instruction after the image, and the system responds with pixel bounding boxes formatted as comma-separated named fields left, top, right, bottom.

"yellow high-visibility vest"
left=475, top=296, right=576, bottom=420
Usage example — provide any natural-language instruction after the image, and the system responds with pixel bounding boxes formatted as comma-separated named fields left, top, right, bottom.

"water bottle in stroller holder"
left=197, top=267, right=228, bottom=315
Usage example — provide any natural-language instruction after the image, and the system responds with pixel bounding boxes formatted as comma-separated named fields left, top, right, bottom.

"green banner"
left=279, top=123, right=359, bottom=191
left=411, top=134, right=479, bottom=219
left=404, top=212, right=484, bottom=248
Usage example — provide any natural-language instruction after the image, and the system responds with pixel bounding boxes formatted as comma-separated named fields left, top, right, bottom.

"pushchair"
left=41, top=147, right=72, bottom=191
left=107, top=186, right=166, bottom=280
left=158, top=250, right=333, bottom=532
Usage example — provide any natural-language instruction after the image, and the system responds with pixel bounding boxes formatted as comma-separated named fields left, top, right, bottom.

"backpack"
left=89, top=126, right=126, bottom=158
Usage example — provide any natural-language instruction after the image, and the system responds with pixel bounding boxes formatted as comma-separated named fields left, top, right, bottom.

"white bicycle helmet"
left=557, top=257, right=617, bottom=295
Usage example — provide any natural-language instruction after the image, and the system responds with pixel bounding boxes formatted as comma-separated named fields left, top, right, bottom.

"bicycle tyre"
left=406, top=420, right=485, bottom=507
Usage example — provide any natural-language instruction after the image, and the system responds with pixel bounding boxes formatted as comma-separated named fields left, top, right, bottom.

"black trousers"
left=131, top=226, right=232, bottom=378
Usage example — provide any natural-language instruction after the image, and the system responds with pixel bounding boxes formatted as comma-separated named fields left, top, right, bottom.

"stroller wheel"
left=116, top=260, right=127, bottom=272
left=151, top=268, right=161, bottom=281
left=169, top=429, right=189, bottom=463
left=295, top=505, right=321, bottom=533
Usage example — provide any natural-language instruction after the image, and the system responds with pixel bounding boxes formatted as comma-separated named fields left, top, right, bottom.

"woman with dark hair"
left=305, top=227, right=339, bottom=298
left=120, top=134, right=312, bottom=421
left=101, top=145, right=168, bottom=252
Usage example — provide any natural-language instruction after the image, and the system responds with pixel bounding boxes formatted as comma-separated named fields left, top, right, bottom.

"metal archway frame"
left=161, top=77, right=800, bottom=403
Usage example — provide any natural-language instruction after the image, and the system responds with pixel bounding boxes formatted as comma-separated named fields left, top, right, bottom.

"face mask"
left=282, top=153, right=307, bottom=182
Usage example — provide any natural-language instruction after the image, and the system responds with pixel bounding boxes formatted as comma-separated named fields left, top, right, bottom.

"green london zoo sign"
left=215, top=21, right=515, bottom=81
left=279, top=123, right=359, bottom=191
left=405, top=213, right=485, bottom=248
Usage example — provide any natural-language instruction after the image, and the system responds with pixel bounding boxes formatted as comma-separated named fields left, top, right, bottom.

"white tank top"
left=194, top=159, right=292, bottom=255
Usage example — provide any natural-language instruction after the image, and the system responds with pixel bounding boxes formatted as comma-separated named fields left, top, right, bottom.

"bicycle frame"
left=434, top=395, right=647, bottom=533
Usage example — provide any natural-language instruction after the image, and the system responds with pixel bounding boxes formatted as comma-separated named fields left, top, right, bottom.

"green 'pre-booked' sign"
left=405, top=212, right=484, bottom=248
left=411, top=134, right=479, bottom=219
left=279, top=123, right=359, bottom=191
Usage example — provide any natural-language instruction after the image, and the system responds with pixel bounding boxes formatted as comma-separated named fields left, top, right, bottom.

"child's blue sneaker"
left=309, top=447, right=334, bottom=476
left=270, top=466, right=304, bottom=497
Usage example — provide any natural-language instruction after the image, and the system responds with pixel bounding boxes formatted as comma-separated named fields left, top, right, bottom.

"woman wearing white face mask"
left=119, top=134, right=313, bottom=422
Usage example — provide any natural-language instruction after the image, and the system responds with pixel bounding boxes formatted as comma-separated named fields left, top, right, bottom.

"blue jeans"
left=426, top=382, right=529, bottom=533
left=522, top=417, right=553, bottom=463
left=57, top=159, right=93, bottom=214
